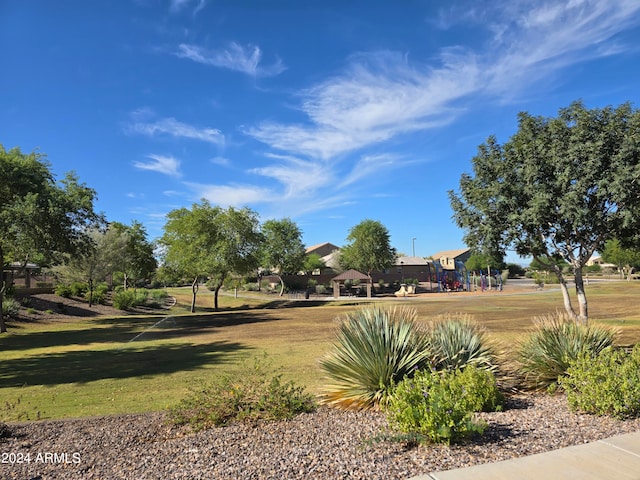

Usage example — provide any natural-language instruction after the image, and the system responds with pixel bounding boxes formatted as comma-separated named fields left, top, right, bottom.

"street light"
left=412, top=237, right=416, bottom=257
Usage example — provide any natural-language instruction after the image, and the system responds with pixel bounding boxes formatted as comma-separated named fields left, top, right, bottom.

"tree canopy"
left=0, top=145, right=102, bottom=332
left=601, top=239, right=640, bottom=280
left=159, top=201, right=262, bottom=311
left=260, top=218, right=306, bottom=296
left=340, top=219, right=396, bottom=278
left=449, top=101, right=640, bottom=323
left=110, top=221, right=157, bottom=290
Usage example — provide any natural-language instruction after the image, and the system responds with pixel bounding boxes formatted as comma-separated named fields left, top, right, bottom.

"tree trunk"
left=214, top=284, right=222, bottom=310
left=0, top=278, right=5, bottom=334
left=213, top=273, right=225, bottom=311
left=552, top=265, right=579, bottom=322
left=278, top=274, right=285, bottom=297
left=0, top=245, right=6, bottom=333
left=573, top=266, right=589, bottom=325
left=88, top=277, right=94, bottom=308
left=190, top=276, right=199, bottom=313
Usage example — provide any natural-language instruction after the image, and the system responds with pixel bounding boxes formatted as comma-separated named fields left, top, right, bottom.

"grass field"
left=1, top=280, right=639, bottom=421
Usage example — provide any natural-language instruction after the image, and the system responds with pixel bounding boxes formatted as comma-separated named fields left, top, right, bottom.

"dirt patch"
left=11, top=292, right=167, bottom=323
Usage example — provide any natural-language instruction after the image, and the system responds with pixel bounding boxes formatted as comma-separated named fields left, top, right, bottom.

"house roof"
left=305, top=242, right=339, bottom=255
left=332, top=269, right=370, bottom=282
left=395, top=256, right=431, bottom=266
left=429, top=248, right=471, bottom=260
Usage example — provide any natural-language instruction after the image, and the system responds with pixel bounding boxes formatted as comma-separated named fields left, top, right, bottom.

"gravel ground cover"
left=2, top=395, right=640, bottom=480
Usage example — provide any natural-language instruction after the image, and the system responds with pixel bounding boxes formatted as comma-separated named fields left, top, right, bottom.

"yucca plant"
left=319, top=305, right=431, bottom=410
left=518, top=312, right=615, bottom=390
left=427, top=314, right=497, bottom=372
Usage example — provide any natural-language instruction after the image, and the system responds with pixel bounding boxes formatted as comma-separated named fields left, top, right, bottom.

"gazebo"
left=331, top=269, right=372, bottom=298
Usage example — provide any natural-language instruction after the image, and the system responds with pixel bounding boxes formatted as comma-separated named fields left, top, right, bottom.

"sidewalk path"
left=410, top=431, right=640, bottom=480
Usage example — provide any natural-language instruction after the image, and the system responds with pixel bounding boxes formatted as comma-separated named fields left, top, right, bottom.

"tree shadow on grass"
left=0, top=341, right=249, bottom=387
left=0, top=311, right=277, bottom=351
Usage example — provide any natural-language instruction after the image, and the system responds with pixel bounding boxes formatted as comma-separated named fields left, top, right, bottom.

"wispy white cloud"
left=169, top=0, right=206, bottom=15
left=126, top=116, right=224, bottom=145
left=248, top=0, right=640, bottom=161
left=250, top=154, right=335, bottom=200
left=185, top=182, right=273, bottom=206
left=482, top=0, right=640, bottom=97
left=338, top=154, right=400, bottom=189
left=191, top=1, right=640, bottom=218
left=210, top=156, right=230, bottom=167
left=134, top=154, right=182, bottom=177
left=175, top=42, right=286, bottom=77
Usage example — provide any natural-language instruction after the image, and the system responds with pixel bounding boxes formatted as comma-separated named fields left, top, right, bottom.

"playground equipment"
left=432, top=260, right=470, bottom=292
left=470, top=269, right=503, bottom=292
left=394, top=283, right=416, bottom=297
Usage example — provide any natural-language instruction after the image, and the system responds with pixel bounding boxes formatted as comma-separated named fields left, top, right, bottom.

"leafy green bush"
left=70, top=282, right=88, bottom=297
left=427, top=314, right=496, bottom=372
left=518, top=313, right=615, bottom=390
left=135, top=291, right=148, bottom=306
left=385, top=366, right=502, bottom=445
left=560, top=345, right=640, bottom=418
left=112, top=289, right=150, bottom=310
left=85, top=283, right=109, bottom=305
left=1, top=297, right=20, bottom=317
left=169, top=356, right=316, bottom=430
left=319, top=305, right=431, bottom=410
left=55, top=284, right=73, bottom=298
left=147, top=289, right=168, bottom=307
left=112, top=290, right=136, bottom=310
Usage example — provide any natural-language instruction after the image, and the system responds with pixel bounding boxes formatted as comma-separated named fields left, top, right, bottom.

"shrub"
left=426, top=314, right=496, bottom=372
left=148, top=289, right=168, bottom=307
left=55, top=284, right=73, bottom=298
left=135, top=291, right=148, bottom=306
left=169, top=356, right=316, bottom=430
left=385, top=366, right=502, bottom=445
left=113, top=290, right=136, bottom=310
left=315, top=284, right=327, bottom=295
left=560, top=345, right=640, bottom=418
left=85, top=283, right=109, bottom=305
left=517, top=313, right=615, bottom=390
left=1, top=297, right=20, bottom=317
left=70, top=282, right=88, bottom=297
left=319, top=305, right=431, bottom=410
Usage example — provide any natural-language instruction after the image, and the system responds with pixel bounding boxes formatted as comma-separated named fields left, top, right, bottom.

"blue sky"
left=2, top=1, right=639, bottom=264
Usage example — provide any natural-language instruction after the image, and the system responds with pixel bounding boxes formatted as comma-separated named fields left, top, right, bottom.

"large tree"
left=340, top=219, right=396, bottom=280
left=449, top=101, right=640, bottom=323
left=54, top=227, right=125, bottom=307
left=110, top=221, right=157, bottom=291
left=0, top=145, right=102, bottom=332
left=160, top=201, right=262, bottom=311
left=260, top=218, right=306, bottom=296
left=601, top=239, right=640, bottom=281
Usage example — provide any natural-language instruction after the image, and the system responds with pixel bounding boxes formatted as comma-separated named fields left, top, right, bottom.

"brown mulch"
left=1, top=395, right=639, bottom=480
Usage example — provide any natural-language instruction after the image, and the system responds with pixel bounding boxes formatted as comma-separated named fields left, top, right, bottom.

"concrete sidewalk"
left=410, top=431, right=640, bottom=480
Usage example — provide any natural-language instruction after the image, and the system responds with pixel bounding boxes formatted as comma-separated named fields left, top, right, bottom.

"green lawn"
left=1, top=281, right=639, bottom=421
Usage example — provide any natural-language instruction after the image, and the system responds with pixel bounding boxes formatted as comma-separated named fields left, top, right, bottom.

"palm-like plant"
left=518, top=312, right=615, bottom=390
left=319, top=305, right=430, bottom=410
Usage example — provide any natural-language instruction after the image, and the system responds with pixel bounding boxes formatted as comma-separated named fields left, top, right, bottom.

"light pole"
left=412, top=237, right=416, bottom=257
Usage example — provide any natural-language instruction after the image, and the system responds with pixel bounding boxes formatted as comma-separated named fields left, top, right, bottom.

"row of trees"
left=0, top=143, right=399, bottom=329
left=158, top=205, right=397, bottom=312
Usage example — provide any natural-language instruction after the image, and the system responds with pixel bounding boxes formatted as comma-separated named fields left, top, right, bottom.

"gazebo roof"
left=332, top=269, right=370, bottom=282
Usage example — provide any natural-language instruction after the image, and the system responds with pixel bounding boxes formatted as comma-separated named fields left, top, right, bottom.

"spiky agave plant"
left=319, top=305, right=430, bottom=410
left=518, top=312, right=615, bottom=390
left=427, top=314, right=497, bottom=372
